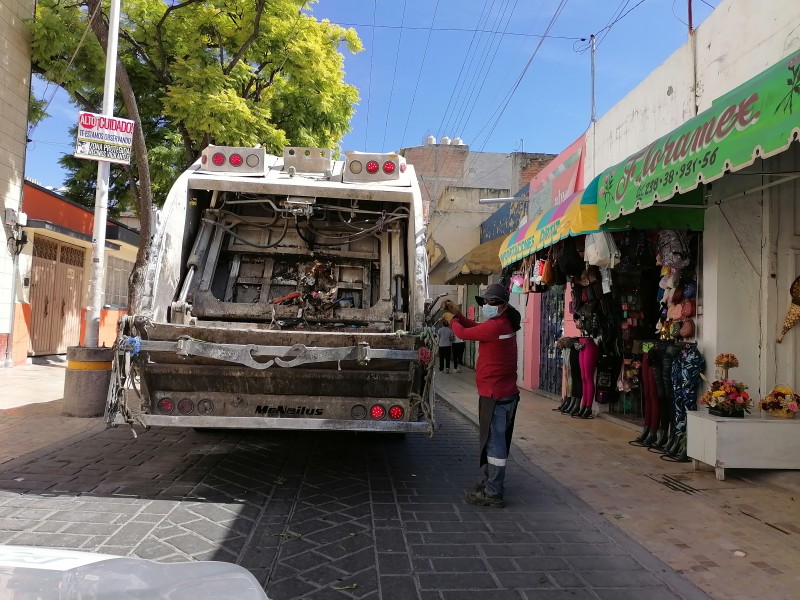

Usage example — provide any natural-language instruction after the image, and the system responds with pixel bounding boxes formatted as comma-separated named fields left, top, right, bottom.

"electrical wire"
left=364, top=0, right=377, bottom=150
left=203, top=217, right=289, bottom=249
left=469, top=0, right=571, bottom=153
left=452, top=0, right=521, bottom=138
left=380, top=0, right=408, bottom=151
left=29, top=0, right=104, bottom=138
left=448, top=0, right=515, bottom=138
left=334, top=22, right=584, bottom=40
left=435, top=2, right=493, bottom=139
left=399, top=0, right=441, bottom=148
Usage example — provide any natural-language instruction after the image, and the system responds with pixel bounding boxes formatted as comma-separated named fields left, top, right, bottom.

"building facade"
left=0, top=0, right=36, bottom=366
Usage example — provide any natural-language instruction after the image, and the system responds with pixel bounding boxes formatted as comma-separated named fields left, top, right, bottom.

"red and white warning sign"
left=74, top=111, right=135, bottom=165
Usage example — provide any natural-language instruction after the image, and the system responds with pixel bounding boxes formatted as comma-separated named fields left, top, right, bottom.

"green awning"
left=598, top=49, right=800, bottom=224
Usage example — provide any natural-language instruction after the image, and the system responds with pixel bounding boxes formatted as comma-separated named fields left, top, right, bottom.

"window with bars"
left=104, top=256, right=133, bottom=308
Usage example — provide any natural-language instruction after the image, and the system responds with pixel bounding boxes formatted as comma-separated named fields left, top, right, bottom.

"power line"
left=380, top=0, right=408, bottom=151
left=363, top=0, right=377, bottom=150
left=470, top=0, right=571, bottom=153
left=399, top=0, right=441, bottom=148
left=335, top=22, right=584, bottom=40
left=435, top=2, right=493, bottom=139
left=452, top=0, right=521, bottom=138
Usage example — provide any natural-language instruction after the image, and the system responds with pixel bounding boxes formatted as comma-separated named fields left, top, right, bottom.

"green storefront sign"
left=598, top=49, right=800, bottom=224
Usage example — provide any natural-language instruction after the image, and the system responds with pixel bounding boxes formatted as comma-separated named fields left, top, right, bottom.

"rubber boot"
left=553, top=397, right=569, bottom=411
left=641, top=428, right=658, bottom=447
left=569, top=401, right=583, bottom=416
left=572, top=405, right=588, bottom=418
left=633, top=426, right=650, bottom=444
left=561, top=397, right=577, bottom=414
left=579, top=405, right=594, bottom=419
left=654, top=424, right=672, bottom=450
left=665, top=432, right=682, bottom=456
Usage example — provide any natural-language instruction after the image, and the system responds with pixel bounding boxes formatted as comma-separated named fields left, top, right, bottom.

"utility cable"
left=334, top=22, right=583, bottom=40
left=399, top=0, right=441, bottom=148
left=30, top=0, right=104, bottom=138
left=380, top=0, right=408, bottom=151
left=469, top=0, right=571, bottom=153
left=364, top=0, right=377, bottom=150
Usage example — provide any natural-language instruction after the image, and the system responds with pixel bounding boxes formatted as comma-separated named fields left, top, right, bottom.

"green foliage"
left=28, top=0, right=362, bottom=210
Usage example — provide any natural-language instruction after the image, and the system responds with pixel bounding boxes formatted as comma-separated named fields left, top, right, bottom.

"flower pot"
left=708, top=407, right=744, bottom=418
left=767, top=408, right=796, bottom=419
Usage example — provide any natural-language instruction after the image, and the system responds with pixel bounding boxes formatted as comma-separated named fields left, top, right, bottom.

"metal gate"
left=538, top=289, right=564, bottom=395
left=30, top=237, right=85, bottom=355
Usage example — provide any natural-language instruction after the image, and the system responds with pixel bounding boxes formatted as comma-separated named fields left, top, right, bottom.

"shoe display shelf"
left=687, top=409, right=800, bottom=480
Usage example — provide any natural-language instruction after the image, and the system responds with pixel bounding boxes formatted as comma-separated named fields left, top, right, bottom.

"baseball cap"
left=475, top=283, right=510, bottom=306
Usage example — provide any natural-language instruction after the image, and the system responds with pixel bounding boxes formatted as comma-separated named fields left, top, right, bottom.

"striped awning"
left=499, top=175, right=601, bottom=267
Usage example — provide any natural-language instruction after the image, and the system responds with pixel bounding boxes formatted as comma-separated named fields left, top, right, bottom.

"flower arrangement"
left=758, top=385, right=800, bottom=418
left=700, top=379, right=752, bottom=415
left=714, top=353, right=739, bottom=379
left=714, top=353, right=739, bottom=370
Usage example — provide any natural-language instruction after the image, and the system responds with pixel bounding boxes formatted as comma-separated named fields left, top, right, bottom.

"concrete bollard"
left=62, top=346, right=113, bottom=417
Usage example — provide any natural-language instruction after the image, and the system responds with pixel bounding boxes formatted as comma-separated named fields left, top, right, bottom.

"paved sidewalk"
left=435, top=369, right=800, bottom=600
left=0, top=361, right=105, bottom=465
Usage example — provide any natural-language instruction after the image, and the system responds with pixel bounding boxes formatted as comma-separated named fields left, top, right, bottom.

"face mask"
left=481, top=304, right=499, bottom=319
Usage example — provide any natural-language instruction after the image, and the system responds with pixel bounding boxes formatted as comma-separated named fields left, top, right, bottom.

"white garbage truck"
left=106, top=146, right=440, bottom=435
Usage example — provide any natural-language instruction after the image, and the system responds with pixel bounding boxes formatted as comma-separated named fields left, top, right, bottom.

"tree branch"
left=224, top=0, right=267, bottom=75
left=155, top=0, right=204, bottom=75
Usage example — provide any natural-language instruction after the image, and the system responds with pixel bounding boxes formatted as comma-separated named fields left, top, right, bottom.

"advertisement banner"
left=74, top=111, right=134, bottom=165
left=527, top=135, right=585, bottom=222
left=598, top=49, right=800, bottom=224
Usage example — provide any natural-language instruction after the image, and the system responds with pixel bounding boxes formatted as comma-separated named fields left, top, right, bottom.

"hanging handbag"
left=679, top=318, right=695, bottom=338
left=681, top=298, right=696, bottom=318
left=540, top=249, right=555, bottom=286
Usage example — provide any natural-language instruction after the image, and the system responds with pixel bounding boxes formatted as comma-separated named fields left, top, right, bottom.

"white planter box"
left=687, top=409, right=800, bottom=480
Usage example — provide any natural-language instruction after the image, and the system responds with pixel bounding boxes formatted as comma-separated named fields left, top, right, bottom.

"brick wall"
left=513, top=153, right=556, bottom=192
left=0, top=0, right=35, bottom=353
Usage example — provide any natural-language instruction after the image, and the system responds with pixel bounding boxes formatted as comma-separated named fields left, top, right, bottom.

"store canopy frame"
left=598, top=49, right=800, bottom=225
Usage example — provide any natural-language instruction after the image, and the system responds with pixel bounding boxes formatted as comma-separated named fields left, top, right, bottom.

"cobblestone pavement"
left=0, top=402, right=707, bottom=600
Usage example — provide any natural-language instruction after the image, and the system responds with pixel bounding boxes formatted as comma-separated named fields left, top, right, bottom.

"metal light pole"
left=85, top=0, right=121, bottom=347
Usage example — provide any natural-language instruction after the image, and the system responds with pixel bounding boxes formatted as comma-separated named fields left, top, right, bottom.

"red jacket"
left=450, top=311, right=518, bottom=399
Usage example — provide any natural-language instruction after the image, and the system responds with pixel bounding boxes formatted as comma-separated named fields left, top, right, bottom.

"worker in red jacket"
left=443, top=283, right=521, bottom=508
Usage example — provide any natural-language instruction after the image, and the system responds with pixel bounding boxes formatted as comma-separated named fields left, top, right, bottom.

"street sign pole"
left=85, top=0, right=121, bottom=348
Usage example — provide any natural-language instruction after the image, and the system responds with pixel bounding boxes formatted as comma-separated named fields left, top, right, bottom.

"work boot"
left=475, top=480, right=486, bottom=492
left=569, top=401, right=582, bottom=417
left=554, top=397, right=568, bottom=411
left=641, top=428, right=658, bottom=446
left=466, top=490, right=504, bottom=508
left=560, top=398, right=577, bottom=414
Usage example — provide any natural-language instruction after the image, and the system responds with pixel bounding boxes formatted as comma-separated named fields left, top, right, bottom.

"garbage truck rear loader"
left=106, top=147, right=438, bottom=435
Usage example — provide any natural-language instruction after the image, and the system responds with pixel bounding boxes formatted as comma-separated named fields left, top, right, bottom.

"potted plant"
left=758, top=385, right=800, bottom=419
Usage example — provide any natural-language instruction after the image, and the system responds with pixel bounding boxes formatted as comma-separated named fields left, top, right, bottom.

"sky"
left=24, top=0, right=719, bottom=189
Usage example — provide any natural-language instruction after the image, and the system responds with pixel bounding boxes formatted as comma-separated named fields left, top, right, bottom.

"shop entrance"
left=538, top=289, right=564, bottom=395
left=30, top=236, right=85, bottom=355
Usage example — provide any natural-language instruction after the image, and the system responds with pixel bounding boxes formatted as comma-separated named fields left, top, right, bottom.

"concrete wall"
left=0, top=0, right=35, bottom=363
left=585, top=0, right=800, bottom=181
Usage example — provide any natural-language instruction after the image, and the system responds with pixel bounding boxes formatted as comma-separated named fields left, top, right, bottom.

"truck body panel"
left=107, top=148, right=437, bottom=435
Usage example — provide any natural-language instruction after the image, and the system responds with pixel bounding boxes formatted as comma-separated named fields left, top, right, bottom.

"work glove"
left=442, top=300, right=461, bottom=316
left=441, top=311, right=455, bottom=324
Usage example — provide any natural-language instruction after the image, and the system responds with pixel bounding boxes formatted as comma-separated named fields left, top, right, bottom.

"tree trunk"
left=86, top=0, right=154, bottom=315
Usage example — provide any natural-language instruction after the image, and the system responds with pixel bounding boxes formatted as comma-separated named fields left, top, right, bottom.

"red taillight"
left=229, top=153, right=243, bottom=167
left=370, top=405, right=385, bottom=420
left=366, top=160, right=379, bottom=174
left=389, top=405, right=404, bottom=420
left=158, top=398, right=174, bottom=414
left=177, top=398, right=194, bottom=415
left=211, top=152, right=225, bottom=166
left=400, top=163, right=406, bottom=173
left=382, top=161, right=396, bottom=174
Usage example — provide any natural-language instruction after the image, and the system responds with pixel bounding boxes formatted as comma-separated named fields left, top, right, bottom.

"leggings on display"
left=570, top=343, right=583, bottom=400
left=578, top=337, right=600, bottom=408
left=671, top=346, right=705, bottom=435
left=660, top=344, right=680, bottom=431
left=641, top=350, right=660, bottom=430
